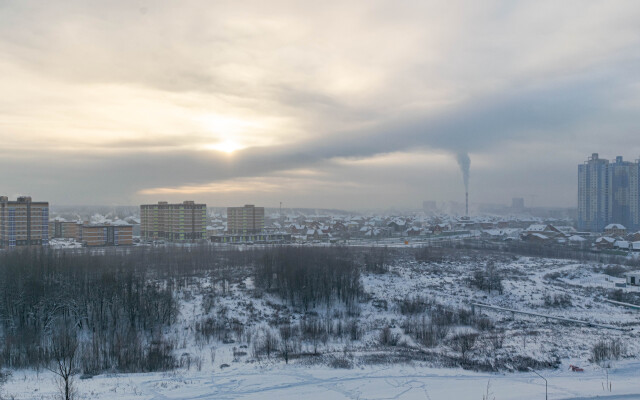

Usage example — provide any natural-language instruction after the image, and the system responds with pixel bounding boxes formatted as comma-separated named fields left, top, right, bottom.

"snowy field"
left=4, top=360, right=640, bottom=399
left=2, top=249, right=640, bottom=399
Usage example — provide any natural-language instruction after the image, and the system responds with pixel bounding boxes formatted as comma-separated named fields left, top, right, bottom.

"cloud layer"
left=1, top=0, right=639, bottom=208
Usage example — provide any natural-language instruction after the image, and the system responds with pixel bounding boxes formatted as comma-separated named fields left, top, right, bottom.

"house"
left=522, top=232, right=550, bottom=243
left=614, top=240, right=630, bottom=250
left=567, top=235, right=587, bottom=245
left=631, top=242, right=640, bottom=252
left=387, top=219, right=407, bottom=232
left=431, top=224, right=449, bottom=234
left=482, top=229, right=520, bottom=240
left=524, top=224, right=562, bottom=238
left=362, top=227, right=382, bottom=237
left=306, top=228, right=328, bottom=240
left=604, top=224, right=627, bottom=237
left=595, top=236, right=616, bottom=249
left=405, top=226, right=422, bottom=237
left=332, top=222, right=347, bottom=232
left=627, top=232, right=640, bottom=242
left=288, top=224, right=307, bottom=234
left=625, top=271, right=640, bottom=286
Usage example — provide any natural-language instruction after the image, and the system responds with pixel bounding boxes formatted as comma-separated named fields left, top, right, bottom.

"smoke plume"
left=456, top=152, right=470, bottom=192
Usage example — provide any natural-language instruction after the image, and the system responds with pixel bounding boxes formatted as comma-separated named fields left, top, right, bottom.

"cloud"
left=0, top=0, right=639, bottom=207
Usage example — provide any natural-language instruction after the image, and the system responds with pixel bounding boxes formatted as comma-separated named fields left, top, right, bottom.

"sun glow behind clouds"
left=205, top=140, right=245, bottom=153
left=197, top=114, right=276, bottom=153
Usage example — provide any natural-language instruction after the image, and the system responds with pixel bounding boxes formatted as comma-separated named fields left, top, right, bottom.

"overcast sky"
left=1, top=1, right=639, bottom=210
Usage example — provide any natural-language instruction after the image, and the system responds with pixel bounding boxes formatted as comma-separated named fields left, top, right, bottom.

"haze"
left=1, top=0, right=639, bottom=209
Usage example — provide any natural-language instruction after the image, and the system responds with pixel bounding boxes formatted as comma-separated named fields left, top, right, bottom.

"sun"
left=197, top=114, right=257, bottom=154
left=206, top=140, right=244, bottom=154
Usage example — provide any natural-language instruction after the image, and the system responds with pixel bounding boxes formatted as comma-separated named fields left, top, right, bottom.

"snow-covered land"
left=1, top=246, right=639, bottom=399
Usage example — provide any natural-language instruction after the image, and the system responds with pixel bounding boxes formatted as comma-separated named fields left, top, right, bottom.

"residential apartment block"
left=140, top=201, right=207, bottom=242
left=80, top=224, right=133, bottom=247
left=50, top=220, right=82, bottom=240
left=578, top=154, right=640, bottom=232
left=0, top=196, right=49, bottom=247
left=227, top=204, right=264, bottom=234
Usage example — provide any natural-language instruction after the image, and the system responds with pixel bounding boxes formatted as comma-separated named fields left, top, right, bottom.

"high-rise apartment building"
left=609, top=156, right=634, bottom=227
left=227, top=205, right=264, bottom=234
left=140, top=201, right=207, bottom=242
left=630, top=160, right=640, bottom=231
left=0, top=196, right=49, bottom=247
left=578, top=154, right=610, bottom=232
left=578, top=154, right=640, bottom=232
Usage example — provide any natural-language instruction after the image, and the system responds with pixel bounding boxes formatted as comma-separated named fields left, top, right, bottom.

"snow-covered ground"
left=3, top=252, right=640, bottom=399
left=4, top=360, right=640, bottom=399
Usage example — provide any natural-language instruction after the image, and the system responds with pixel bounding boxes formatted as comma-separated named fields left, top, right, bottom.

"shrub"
left=398, top=296, right=429, bottom=315
left=328, top=356, right=353, bottom=369
left=379, top=326, right=400, bottom=346
left=590, top=339, right=625, bottom=366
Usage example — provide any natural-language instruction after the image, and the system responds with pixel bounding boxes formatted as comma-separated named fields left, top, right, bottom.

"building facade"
left=0, top=196, right=49, bottom=247
left=51, top=220, right=82, bottom=240
left=578, top=154, right=640, bottom=232
left=227, top=204, right=264, bottom=234
left=81, top=224, right=133, bottom=246
left=140, top=201, right=207, bottom=242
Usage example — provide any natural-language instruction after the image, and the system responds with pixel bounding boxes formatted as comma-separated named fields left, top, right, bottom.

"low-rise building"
left=211, top=233, right=291, bottom=244
left=604, top=224, right=627, bottom=237
left=625, top=271, right=640, bottom=286
left=51, top=220, right=82, bottom=240
left=595, top=236, right=616, bottom=249
left=523, top=224, right=563, bottom=238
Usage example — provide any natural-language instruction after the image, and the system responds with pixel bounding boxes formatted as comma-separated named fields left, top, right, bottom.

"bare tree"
left=450, top=332, right=478, bottom=362
left=47, top=321, right=78, bottom=400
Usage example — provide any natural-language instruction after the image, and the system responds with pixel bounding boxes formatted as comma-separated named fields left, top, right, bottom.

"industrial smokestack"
left=466, top=192, right=468, bottom=217
left=456, top=152, right=471, bottom=217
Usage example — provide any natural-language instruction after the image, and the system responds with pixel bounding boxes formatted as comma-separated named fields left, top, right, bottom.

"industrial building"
left=0, top=196, right=49, bottom=248
left=227, top=204, right=264, bottom=234
left=140, top=201, right=207, bottom=242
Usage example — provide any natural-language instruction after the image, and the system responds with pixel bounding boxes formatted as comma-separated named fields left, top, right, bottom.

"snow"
left=4, top=253, right=640, bottom=399
left=5, top=362, right=640, bottom=399
left=605, top=224, right=626, bottom=230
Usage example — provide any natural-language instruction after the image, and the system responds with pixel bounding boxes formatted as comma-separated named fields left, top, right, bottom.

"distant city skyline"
left=1, top=1, right=639, bottom=208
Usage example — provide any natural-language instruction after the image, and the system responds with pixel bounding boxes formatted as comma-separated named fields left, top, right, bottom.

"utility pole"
left=528, top=367, right=547, bottom=400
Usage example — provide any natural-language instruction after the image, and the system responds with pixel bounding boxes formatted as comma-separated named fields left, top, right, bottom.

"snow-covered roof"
left=568, top=235, right=586, bottom=242
left=605, top=223, right=626, bottom=230
left=530, top=233, right=549, bottom=240
left=525, top=224, right=548, bottom=232
left=596, top=236, right=616, bottom=243
left=614, top=240, right=629, bottom=248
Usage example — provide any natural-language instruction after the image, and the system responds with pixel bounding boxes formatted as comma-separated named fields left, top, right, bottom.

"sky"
left=1, top=0, right=639, bottom=210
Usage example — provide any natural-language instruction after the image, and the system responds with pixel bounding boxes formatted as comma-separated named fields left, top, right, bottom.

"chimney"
left=465, top=192, right=469, bottom=217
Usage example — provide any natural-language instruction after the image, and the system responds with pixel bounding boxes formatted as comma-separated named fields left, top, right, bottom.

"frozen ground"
left=4, top=360, right=640, bottom=399
left=3, top=252, right=640, bottom=399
